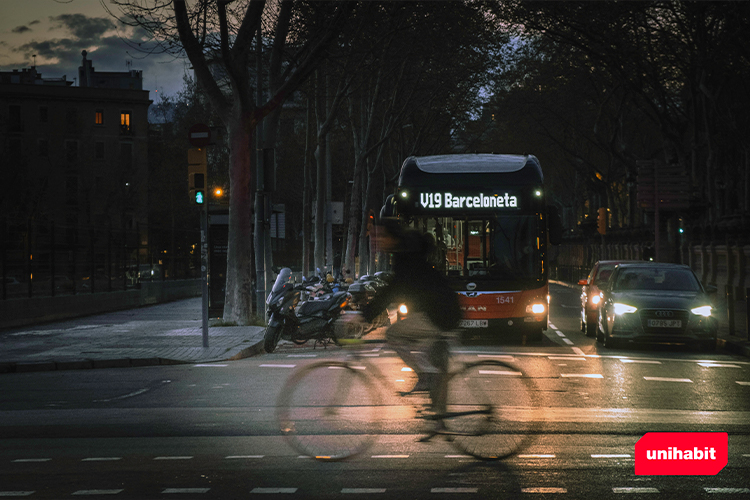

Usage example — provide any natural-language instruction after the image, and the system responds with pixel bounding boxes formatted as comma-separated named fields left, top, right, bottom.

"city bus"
left=386, top=154, right=561, bottom=341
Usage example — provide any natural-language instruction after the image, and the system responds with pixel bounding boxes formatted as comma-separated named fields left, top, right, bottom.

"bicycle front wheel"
left=276, top=361, right=381, bottom=461
left=443, top=360, right=540, bottom=460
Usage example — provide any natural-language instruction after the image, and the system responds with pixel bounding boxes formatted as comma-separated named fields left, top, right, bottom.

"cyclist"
left=360, top=217, right=462, bottom=394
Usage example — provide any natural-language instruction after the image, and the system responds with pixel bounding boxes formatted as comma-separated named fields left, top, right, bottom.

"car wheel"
left=585, top=316, right=596, bottom=338
left=700, top=338, right=716, bottom=352
left=596, top=316, right=604, bottom=343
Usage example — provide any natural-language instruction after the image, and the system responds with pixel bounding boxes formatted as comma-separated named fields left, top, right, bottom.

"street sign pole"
left=200, top=199, right=209, bottom=347
left=189, top=123, right=212, bottom=348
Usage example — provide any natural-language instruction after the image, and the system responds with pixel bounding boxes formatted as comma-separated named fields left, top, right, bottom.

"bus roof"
left=408, top=154, right=537, bottom=174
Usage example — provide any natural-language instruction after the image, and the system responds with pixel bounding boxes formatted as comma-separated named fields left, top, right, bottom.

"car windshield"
left=613, top=267, right=701, bottom=292
left=595, top=265, right=616, bottom=284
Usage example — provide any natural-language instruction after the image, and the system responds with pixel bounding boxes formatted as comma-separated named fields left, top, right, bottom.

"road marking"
left=593, top=454, right=631, bottom=458
left=94, top=388, right=150, bottom=403
left=522, top=488, right=567, bottom=493
left=737, top=382, right=750, bottom=386
left=549, top=323, right=559, bottom=330
left=329, top=366, right=366, bottom=370
left=518, top=454, right=556, bottom=458
left=431, top=488, right=478, bottom=493
left=479, top=370, right=522, bottom=376
left=81, top=457, right=122, bottom=462
left=445, top=455, right=472, bottom=458
left=194, top=364, right=228, bottom=367
left=73, top=490, right=124, bottom=496
left=153, top=456, right=193, bottom=460
left=556, top=331, right=566, bottom=337
left=698, top=363, right=742, bottom=368
left=549, top=356, right=586, bottom=361
left=287, top=355, right=317, bottom=358
left=0, top=493, right=35, bottom=497
left=162, top=488, right=210, bottom=494
left=225, top=455, right=264, bottom=459
left=477, top=354, right=514, bottom=361
left=643, top=377, right=692, bottom=383
left=341, top=489, right=387, bottom=494
left=250, top=488, right=298, bottom=494
left=621, top=359, right=662, bottom=364
left=371, top=455, right=409, bottom=458
left=562, top=338, right=574, bottom=345
left=12, top=458, right=50, bottom=463
left=561, top=374, right=603, bottom=378
left=704, top=488, right=750, bottom=494
left=612, top=487, right=659, bottom=493
left=572, top=347, right=586, bottom=356
left=260, top=364, right=297, bottom=368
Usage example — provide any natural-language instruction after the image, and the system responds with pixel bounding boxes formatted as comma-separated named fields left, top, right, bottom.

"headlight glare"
left=691, top=305, right=712, bottom=317
left=527, top=303, right=546, bottom=314
left=591, top=295, right=601, bottom=305
left=613, top=303, right=637, bottom=315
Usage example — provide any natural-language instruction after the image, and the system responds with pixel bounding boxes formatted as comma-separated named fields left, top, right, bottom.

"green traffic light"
left=195, top=190, right=205, bottom=204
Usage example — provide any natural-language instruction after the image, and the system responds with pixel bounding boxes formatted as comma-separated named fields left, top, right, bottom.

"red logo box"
left=635, top=432, right=728, bottom=475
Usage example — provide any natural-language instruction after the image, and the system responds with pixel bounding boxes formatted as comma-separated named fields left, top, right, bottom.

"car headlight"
left=613, top=303, right=637, bottom=315
left=591, top=295, right=601, bottom=305
left=691, top=305, right=712, bottom=317
left=398, top=304, right=408, bottom=315
left=526, top=303, right=546, bottom=314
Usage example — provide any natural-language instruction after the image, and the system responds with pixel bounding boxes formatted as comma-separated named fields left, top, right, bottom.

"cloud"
left=12, top=26, right=32, bottom=34
left=50, top=14, right=116, bottom=43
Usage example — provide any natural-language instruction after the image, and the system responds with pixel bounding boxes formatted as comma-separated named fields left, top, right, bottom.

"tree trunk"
left=223, top=111, right=256, bottom=324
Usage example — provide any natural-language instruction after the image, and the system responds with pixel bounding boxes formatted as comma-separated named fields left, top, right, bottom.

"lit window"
left=120, top=111, right=131, bottom=133
left=95, top=109, right=104, bottom=125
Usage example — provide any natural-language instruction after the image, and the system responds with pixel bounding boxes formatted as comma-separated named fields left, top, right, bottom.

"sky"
left=0, top=0, right=189, bottom=102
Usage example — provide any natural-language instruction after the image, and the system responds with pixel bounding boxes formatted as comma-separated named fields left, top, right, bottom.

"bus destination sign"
left=417, top=191, right=519, bottom=211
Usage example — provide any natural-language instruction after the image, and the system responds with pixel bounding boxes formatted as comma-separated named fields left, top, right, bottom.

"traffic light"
left=597, top=207, right=607, bottom=235
left=188, top=147, right=207, bottom=205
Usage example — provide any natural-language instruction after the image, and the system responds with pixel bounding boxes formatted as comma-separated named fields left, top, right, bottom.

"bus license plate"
left=647, top=319, right=682, bottom=328
left=459, top=320, right=488, bottom=328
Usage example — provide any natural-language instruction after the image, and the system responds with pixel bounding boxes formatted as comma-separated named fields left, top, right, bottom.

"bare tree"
left=108, top=0, right=352, bottom=323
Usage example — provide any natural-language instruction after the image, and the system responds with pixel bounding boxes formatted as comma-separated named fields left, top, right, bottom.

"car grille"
left=640, top=309, right=689, bottom=334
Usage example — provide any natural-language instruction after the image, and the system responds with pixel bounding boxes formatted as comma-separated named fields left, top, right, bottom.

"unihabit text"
left=646, top=447, right=717, bottom=460
left=420, top=192, right=518, bottom=209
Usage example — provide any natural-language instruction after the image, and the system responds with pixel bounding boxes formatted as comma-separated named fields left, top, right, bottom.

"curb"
left=0, top=338, right=266, bottom=374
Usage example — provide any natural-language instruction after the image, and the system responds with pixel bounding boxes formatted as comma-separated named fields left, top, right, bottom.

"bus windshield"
left=414, top=215, right=542, bottom=283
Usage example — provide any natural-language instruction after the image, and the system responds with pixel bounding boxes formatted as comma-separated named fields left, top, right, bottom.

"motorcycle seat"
left=297, top=291, right=348, bottom=315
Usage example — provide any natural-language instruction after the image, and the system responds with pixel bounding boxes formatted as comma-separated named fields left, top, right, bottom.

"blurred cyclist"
left=361, top=218, right=462, bottom=393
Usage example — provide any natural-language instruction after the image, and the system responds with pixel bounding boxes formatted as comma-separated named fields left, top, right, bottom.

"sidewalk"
left=551, top=280, right=750, bottom=358
left=0, top=298, right=266, bottom=374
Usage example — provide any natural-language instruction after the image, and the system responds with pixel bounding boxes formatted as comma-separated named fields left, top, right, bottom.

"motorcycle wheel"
left=263, top=323, right=284, bottom=353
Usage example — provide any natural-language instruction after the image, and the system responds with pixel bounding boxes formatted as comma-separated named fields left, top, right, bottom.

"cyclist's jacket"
left=362, top=229, right=461, bottom=332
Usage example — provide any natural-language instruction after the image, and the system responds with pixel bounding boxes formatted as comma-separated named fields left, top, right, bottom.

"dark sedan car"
left=596, top=262, right=717, bottom=350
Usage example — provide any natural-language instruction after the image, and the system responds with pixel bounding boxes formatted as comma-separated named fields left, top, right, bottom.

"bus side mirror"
left=547, top=205, right=563, bottom=245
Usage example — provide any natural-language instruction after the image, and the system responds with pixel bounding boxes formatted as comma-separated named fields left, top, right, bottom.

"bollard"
left=726, top=285, right=735, bottom=336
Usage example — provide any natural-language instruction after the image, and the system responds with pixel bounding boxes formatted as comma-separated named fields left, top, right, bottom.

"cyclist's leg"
left=386, top=313, right=439, bottom=392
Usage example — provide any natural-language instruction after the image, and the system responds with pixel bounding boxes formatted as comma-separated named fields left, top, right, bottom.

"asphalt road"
left=1, top=283, right=748, bottom=499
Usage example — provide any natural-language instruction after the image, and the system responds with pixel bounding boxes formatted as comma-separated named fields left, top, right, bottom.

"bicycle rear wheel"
left=443, top=360, right=540, bottom=460
left=276, top=361, right=381, bottom=461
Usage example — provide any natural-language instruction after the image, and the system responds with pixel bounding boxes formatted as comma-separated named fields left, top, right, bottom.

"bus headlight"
left=527, top=303, right=546, bottom=314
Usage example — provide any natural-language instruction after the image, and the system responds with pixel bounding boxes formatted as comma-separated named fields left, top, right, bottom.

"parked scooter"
left=263, top=267, right=351, bottom=353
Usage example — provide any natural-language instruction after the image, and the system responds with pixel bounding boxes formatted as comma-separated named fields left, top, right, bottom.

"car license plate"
left=459, top=319, right=488, bottom=328
left=647, top=319, right=682, bottom=328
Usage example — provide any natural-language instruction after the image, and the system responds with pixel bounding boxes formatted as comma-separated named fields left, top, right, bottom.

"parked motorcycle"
left=263, top=268, right=351, bottom=353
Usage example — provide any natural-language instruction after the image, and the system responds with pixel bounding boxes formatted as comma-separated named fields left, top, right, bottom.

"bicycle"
left=275, top=336, right=542, bottom=461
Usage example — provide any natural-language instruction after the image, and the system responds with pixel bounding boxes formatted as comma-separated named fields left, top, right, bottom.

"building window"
left=120, top=143, right=133, bottom=169
left=95, top=141, right=105, bottom=160
left=38, top=139, right=49, bottom=157
left=66, top=141, right=78, bottom=163
left=66, top=108, right=78, bottom=127
left=39, top=106, right=48, bottom=123
left=95, top=109, right=104, bottom=125
left=9, top=105, right=21, bottom=132
left=120, top=111, right=131, bottom=133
